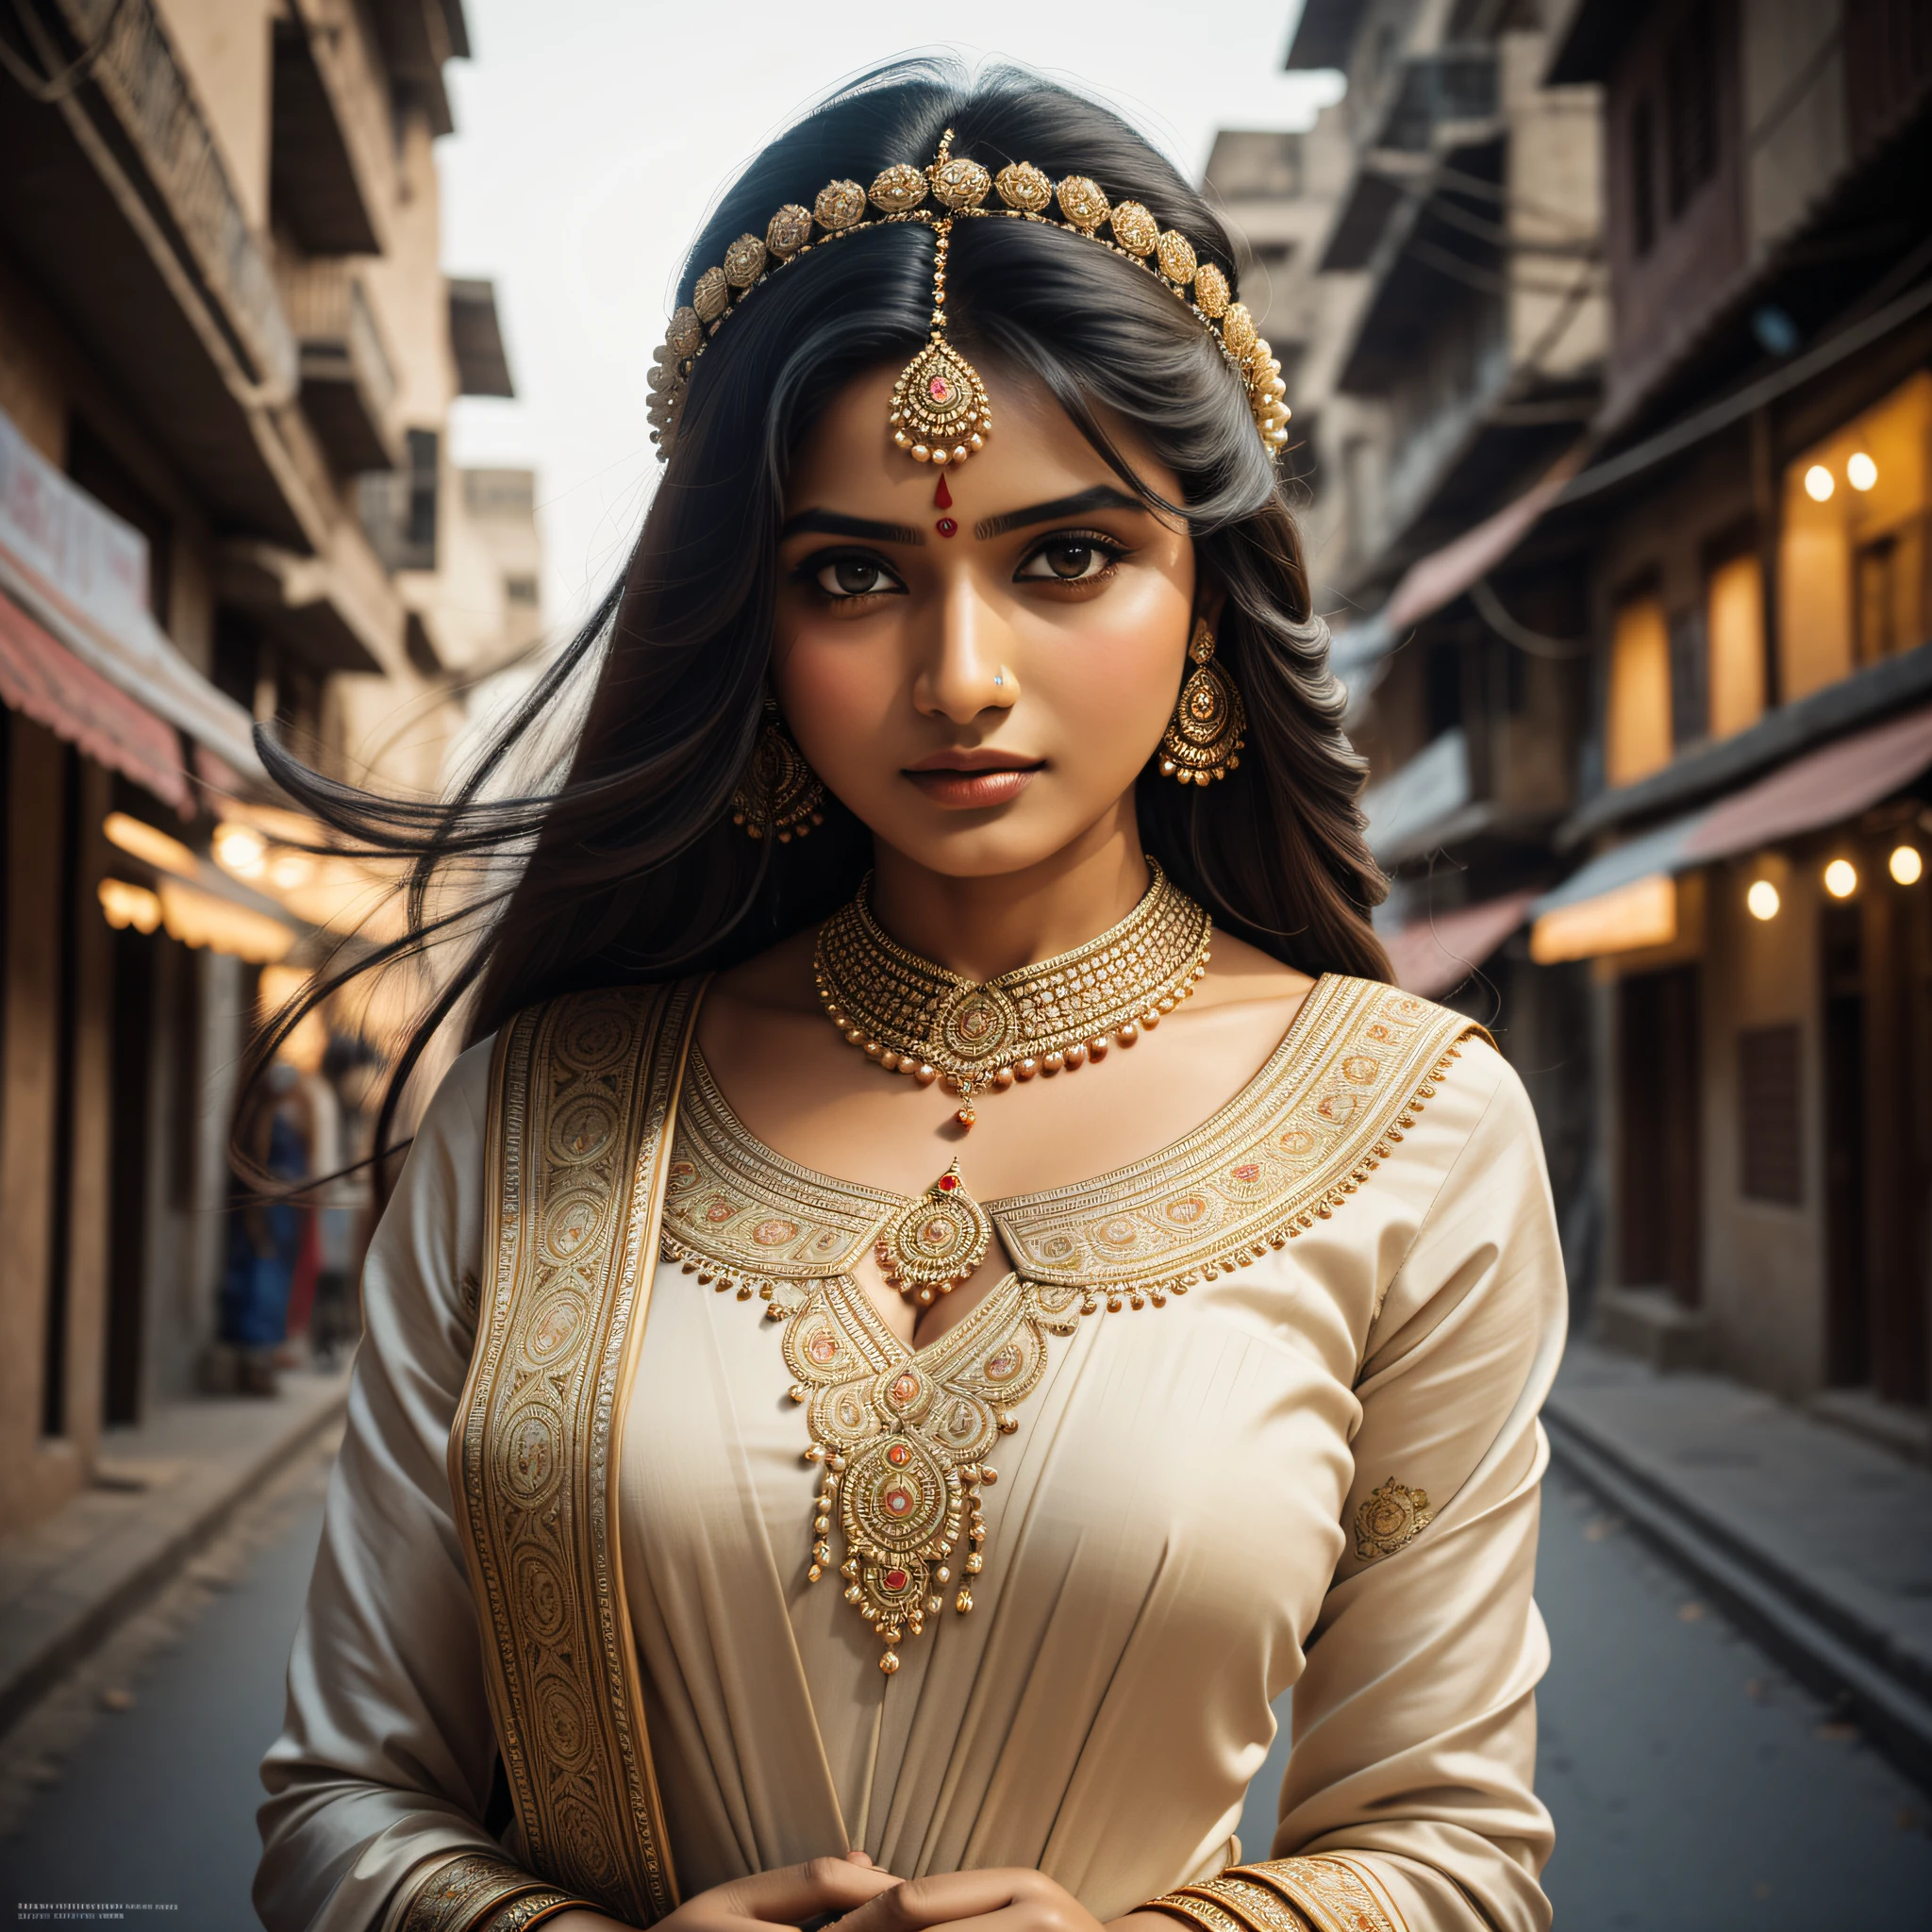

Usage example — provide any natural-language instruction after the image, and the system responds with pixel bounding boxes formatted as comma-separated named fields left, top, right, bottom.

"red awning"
left=0, top=589, right=190, bottom=811
left=1384, top=447, right=1586, bottom=632
left=1382, top=889, right=1536, bottom=999
left=1683, top=703, right=1932, bottom=862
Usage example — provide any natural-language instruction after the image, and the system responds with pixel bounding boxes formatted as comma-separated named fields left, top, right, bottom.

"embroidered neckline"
left=658, top=974, right=1486, bottom=1671
left=663, top=974, right=1485, bottom=1308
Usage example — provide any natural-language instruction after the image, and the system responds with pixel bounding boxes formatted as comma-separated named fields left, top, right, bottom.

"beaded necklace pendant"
left=874, top=1161, right=993, bottom=1305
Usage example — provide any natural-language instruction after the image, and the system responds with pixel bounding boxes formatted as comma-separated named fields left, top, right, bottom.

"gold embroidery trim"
left=665, top=976, right=1487, bottom=1309
left=477, top=1890, right=589, bottom=1932
left=994, top=977, right=1488, bottom=1304
left=1228, top=1856, right=1408, bottom=1932
left=398, top=1855, right=586, bottom=1932
left=452, top=984, right=700, bottom=1925
left=783, top=1269, right=1084, bottom=1667
left=1145, top=1896, right=1257, bottom=1932
left=659, top=976, right=1485, bottom=1671
left=1352, top=1478, right=1435, bottom=1561
left=1153, top=1874, right=1314, bottom=1932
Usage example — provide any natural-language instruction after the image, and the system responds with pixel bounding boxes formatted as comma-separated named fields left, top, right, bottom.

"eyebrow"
left=973, top=485, right=1145, bottom=541
left=779, top=509, right=924, bottom=545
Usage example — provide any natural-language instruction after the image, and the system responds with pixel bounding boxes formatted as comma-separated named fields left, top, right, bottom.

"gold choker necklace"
left=813, top=862, right=1213, bottom=1129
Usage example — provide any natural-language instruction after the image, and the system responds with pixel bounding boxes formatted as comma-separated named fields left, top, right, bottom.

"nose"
left=912, top=571, right=1016, bottom=724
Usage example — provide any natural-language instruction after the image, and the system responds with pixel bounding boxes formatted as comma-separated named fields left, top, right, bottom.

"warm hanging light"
left=213, top=822, right=268, bottom=878
left=98, top=877, right=162, bottom=933
left=1746, top=878, right=1781, bottom=921
left=1804, top=463, right=1835, bottom=502
left=104, top=811, right=196, bottom=877
left=1846, top=451, right=1878, bottom=491
left=1824, top=858, right=1858, bottom=898
left=1890, top=844, right=1924, bottom=886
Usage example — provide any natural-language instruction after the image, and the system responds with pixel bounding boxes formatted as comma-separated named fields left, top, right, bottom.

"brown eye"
left=1016, top=532, right=1123, bottom=584
left=812, top=555, right=899, bottom=598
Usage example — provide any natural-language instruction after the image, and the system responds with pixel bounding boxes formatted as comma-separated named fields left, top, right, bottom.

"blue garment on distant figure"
left=220, top=1111, right=307, bottom=1348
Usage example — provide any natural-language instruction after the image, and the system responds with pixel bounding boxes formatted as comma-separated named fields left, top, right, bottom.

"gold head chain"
left=645, top=129, right=1291, bottom=466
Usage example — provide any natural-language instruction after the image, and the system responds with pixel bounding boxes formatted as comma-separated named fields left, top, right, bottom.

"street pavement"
left=4, top=1445, right=1930, bottom=1930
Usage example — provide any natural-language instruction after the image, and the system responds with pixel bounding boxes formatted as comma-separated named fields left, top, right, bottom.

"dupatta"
left=448, top=982, right=704, bottom=1924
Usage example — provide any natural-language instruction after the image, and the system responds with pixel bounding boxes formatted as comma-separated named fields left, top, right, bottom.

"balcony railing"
left=50, top=0, right=297, bottom=396
left=276, top=255, right=401, bottom=474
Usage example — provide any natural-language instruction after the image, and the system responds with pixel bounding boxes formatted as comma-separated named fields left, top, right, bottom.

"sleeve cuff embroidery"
left=398, top=1853, right=593, bottom=1932
left=1147, top=1856, right=1405, bottom=1932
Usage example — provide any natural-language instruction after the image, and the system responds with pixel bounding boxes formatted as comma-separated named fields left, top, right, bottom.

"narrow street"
left=2, top=1436, right=1926, bottom=1930
left=0, top=1440, right=336, bottom=1932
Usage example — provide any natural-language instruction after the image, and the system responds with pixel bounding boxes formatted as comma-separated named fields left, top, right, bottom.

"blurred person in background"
left=249, top=59, right=1563, bottom=1932
left=221, top=1058, right=315, bottom=1397
left=310, top=1033, right=381, bottom=1370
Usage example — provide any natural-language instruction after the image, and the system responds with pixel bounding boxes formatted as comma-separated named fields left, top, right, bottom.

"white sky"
left=438, top=1, right=1340, bottom=632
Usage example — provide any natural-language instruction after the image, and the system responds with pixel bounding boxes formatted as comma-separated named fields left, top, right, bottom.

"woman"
left=255, top=59, right=1563, bottom=1932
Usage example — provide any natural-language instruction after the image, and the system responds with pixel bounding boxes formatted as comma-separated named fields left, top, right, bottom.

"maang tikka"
left=731, top=698, right=825, bottom=841
left=1158, top=618, right=1246, bottom=784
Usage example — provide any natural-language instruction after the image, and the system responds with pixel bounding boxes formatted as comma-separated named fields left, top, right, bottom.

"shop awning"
left=1680, top=703, right=1932, bottom=863
left=1330, top=446, right=1587, bottom=708
left=1383, top=889, right=1536, bottom=998
left=1530, top=703, right=1932, bottom=948
left=0, top=588, right=192, bottom=811
left=0, top=407, right=264, bottom=785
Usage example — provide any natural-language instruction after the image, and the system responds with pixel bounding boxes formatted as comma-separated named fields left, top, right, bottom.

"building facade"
left=0, top=0, right=539, bottom=1535
left=1220, top=0, right=1932, bottom=1448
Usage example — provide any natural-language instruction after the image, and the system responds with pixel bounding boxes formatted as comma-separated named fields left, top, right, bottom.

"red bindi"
left=936, top=518, right=958, bottom=537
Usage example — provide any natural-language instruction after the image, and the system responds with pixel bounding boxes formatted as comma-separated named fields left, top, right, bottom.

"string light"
left=1846, top=451, right=1877, bottom=491
left=1890, top=845, right=1924, bottom=886
left=1804, top=464, right=1835, bottom=502
left=1824, top=858, right=1858, bottom=898
left=1746, top=879, right=1780, bottom=921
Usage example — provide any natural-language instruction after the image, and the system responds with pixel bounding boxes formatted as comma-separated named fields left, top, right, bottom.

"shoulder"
left=490, top=979, right=708, bottom=1083
left=1301, top=973, right=1524, bottom=1175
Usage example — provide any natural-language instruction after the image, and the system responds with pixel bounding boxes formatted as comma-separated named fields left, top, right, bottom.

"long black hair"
left=250, top=56, right=1390, bottom=1177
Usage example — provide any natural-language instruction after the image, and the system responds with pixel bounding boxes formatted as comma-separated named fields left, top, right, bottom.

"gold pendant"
left=890, top=340, right=991, bottom=467
left=874, top=1161, right=992, bottom=1304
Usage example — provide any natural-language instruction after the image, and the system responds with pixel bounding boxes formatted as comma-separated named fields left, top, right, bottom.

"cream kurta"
left=258, top=975, right=1564, bottom=1932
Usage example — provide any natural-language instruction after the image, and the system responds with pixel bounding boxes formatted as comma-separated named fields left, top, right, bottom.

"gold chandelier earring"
left=731, top=697, right=825, bottom=841
left=1158, top=618, right=1247, bottom=784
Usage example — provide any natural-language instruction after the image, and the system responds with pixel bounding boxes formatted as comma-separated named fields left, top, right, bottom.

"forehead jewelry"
left=645, top=130, right=1291, bottom=465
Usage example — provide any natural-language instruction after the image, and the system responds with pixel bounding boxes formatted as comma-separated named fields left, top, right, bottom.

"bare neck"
left=867, top=799, right=1150, bottom=985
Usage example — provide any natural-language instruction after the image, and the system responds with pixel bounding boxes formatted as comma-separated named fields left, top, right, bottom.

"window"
left=1668, top=608, right=1708, bottom=746
left=1778, top=369, right=1931, bottom=701
left=1663, top=2, right=1719, bottom=217
left=357, top=428, right=441, bottom=574
left=1606, top=592, right=1672, bottom=787
left=1704, top=549, right=1765, bottom=738
left=1425, top=641, right=1463, bottom=739
left=1739, top=1024, right=1802, bottom=1204
left=406, top=428, right=439, bottom=559
left=1629, top=94, right=1657, bottom=258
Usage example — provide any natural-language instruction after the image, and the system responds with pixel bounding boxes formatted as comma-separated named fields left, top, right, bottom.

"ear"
left=1193, top=575, right=1229, bottom=635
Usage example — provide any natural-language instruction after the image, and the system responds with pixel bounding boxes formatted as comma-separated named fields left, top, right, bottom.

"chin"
left=876, top=808, right=1091, bottom=880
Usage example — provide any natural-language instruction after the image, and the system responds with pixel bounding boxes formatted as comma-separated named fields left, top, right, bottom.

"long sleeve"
left=256, top=1041, right=550, bottom=1932
left=1166, top=1046, right=1564, bottom=1932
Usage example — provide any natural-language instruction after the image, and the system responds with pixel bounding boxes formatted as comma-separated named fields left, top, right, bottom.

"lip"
left=902, top=749, right=1043, bottom=809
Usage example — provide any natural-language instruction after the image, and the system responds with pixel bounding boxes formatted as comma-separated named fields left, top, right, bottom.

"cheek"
left=771, top=624, right=903, bottom=771
left=1025, top=578, right=1191, bottom=755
